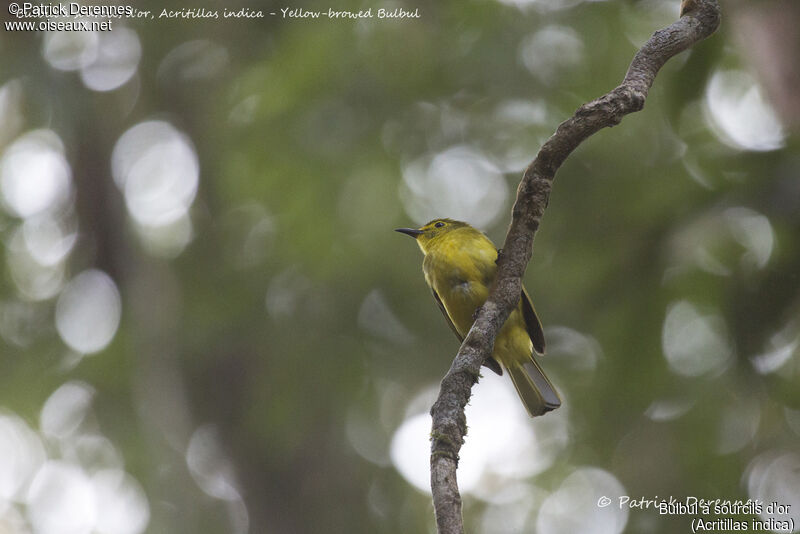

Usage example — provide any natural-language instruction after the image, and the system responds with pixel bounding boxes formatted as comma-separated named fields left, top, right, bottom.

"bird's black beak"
left=395, top=228, right=423, bottom=238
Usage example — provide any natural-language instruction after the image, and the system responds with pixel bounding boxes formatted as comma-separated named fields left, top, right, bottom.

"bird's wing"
left=521, top=285, right=546, bottom=355
left=431, top=288, right=503, bottom=375
left=430, top=288, right=462, bottom=342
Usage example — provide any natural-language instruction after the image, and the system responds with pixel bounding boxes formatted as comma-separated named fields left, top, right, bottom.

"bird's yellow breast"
left=421, top=227, right=532, bottom=365
left=422, top=229, right=496, bottom=334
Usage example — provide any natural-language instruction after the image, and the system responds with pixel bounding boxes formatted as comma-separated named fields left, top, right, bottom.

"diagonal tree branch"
left=429, top=2, right=721, bottom=532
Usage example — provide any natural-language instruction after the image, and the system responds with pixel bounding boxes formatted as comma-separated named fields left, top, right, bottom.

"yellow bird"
left=396, top=218, right=561, bottom=417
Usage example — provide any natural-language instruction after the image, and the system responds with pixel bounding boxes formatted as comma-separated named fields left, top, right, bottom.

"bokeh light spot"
left=389, top=412, right=431, bottom=494
left=662, top=301, right=732, bottom=377
left=645, top=398, right=695, bottom=422
left=186, top=425, right=242, bottom=502
left=0, top=80, right=25, bottom=148
left=111, top=121, right=199, bottom=228
left=80, top=28, right=142, bottom=92
left=746, top=451, right=800, bottom=531
left=715, top=399, right=760, bottom=455
left=7, top=228, right=66, bottom=301
left=346, top=406, right=390, bottom=467
left=133, top=213, right=194, bottom=259
left=26, top=461, right=97, bottom=534
left=724, top=207, right=774, bottom=270
left=537, top=467, right=628, bottom=534
left=91, top=470, right=150, bottom=534
left=0, top=415, right=46, bottom=501
left=390, top=374, right=568, bottom=497
left=666, top=207, right=775, bottom=278
left=704, top=70, right=785, bottom=152
left=186, top=425, right=251, bottom=533
left=63, top=435, right=123, bottom=474
left=545, top=326, right=603, bottom=372
left=0, top=300, right=49, bottom=348
left=0, top=130, right=71, bottom=219
left=42, top=27, right=99, bottom=71
left=55, top=270, right=122, bottom=354
left=519, top=26, right=584, bottom=85
left=400, top=146, right=508, bottom=228
left=21, top=216, right=77, bottom=268
left=40, top=382, right=95, bottom=440
left=751, top=339, right=798, bottom=376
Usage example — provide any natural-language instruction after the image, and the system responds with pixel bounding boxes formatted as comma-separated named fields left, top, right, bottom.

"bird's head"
left=395, top=218, right=469, bottom=253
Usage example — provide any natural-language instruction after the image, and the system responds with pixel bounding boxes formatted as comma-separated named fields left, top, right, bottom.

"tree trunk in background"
left=731, top=1, right=800, bottom=129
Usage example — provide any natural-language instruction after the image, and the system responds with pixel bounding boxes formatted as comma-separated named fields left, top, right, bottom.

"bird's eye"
left=435, top=222, right=445, bottom=228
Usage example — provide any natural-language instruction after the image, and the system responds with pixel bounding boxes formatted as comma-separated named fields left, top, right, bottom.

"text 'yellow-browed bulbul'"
left=396, top=218, right=561, bottom=417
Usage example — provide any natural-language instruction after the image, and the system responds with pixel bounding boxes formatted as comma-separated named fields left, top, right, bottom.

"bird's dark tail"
left=507, top=359, right=561, bottom=417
